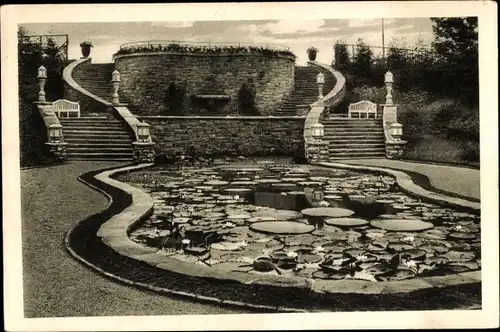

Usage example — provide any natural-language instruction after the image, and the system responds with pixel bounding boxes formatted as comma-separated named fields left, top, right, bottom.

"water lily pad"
left=343, top=248, right=369, bottom=259
left=210, top=241, right=242, bottom=251
left=439, top=250, right=476, bottom=262
left=346, top=271, right=378, bottom=282
left=387, top=242, right=415, bottom=252
left=301, top=207, right=355, bottom=218
left=447, top=261, right=480, bottom=272
left=312, top=270, right=346, bottom=280
left=400, top=249, right=426, bottom=261
left=370, top=219, right=434, bottom=232
left=298, top=253, right=323, bottom=264
left=378, top=267, right=416, bottom=281
left=249, top=221, right=315, bottom=235
left=325, top=217, right=369, bottom=227
left=252, top=257, right=276, bottom=272
left=256, top=178, right=281, bottom=184
left=253, top=209, right=302, bottom=220
left=172, top=217, right=190, bottom=224
left=364, top=263, right=393, bottom=276
left=184, top=246, right=209, bottom=256
left=230, top=181, right=257, bottom=186
left=448, top=232, right=476, bottom=240
left=221, top=188, right=253, bottom=194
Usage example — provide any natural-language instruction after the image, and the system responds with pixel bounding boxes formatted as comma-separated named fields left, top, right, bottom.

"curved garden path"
left=336, top=159, right=480, bottom=201
left=21, top=161, right=247, bottom=317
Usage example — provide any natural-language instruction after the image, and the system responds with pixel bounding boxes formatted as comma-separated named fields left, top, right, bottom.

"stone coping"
left=113, top=51, right=296, bottom=61
left=62, top=58, right=112, bottom=107
left=315, top=161, right=480, bottom=211
left=138, top=115, right=305, bottom=120
left=89, top=164, right=481, bottom=302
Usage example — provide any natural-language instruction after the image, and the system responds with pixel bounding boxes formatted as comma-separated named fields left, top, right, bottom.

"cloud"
left=259, top=19, right=326, bottom=35
left=149, top=21, right=194, bottom=28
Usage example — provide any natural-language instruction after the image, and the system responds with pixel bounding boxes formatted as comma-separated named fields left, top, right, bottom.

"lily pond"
left=116, top=162, right=481, bottom=282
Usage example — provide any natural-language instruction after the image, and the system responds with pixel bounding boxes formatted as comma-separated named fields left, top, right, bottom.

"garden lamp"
left=37, top=65, right=48, bottom=102
left=390, top=122, right=403, bottom=140
left=311, top=123, right=324, bottom=139
left=316, top=73, right=325, bottom=100
left=384, top=71, right=394, bottom=105
left=111, top=70, right=121, bottom=104
left=48, top=124, right=63, bottom=141
left=137, top=122, right=151, bottom=141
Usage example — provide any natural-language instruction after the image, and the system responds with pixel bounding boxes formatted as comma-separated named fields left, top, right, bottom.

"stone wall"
left=139, top=116, right=304, bottom=157
left=115, top=52, right=295, bottom=116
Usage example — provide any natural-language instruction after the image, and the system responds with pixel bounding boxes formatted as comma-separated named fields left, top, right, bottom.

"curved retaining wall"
left=114, top=52, right=295, bottom=116
left=65, top=163, right=481, bottom=312
left=140, top=115, right=305, bottom=157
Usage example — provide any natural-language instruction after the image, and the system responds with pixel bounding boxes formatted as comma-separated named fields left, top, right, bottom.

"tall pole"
left=382, top=18, right=386, bottom=59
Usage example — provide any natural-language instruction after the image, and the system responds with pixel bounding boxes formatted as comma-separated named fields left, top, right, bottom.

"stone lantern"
left=390, top=122, right=403, bottom=140
left=37, top=65, right=47, bottom=102
left=316, top=72, right=325, bottom=100
left=111, top=70, right=121, bottom=105
left=311, top=123, right=324, bottom=139
left=136, top=122, right=151, bottom=141
left=48, top=123, right=63, bottom=142
left=384, top=71, right=394, bottom=105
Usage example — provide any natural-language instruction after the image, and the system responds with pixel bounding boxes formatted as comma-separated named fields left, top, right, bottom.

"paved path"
left=21, top=161, right=247, bottom=317
left=338, top=159, right=480, bottom=201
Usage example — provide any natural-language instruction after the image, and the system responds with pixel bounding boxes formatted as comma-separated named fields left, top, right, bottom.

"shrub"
left=163, top=82, right=186, bottom=115
left=238, top=83, right=259, bottom=115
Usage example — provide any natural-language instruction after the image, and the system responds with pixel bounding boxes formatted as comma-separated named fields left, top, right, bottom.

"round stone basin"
left=119, top=163, right=481, bottom=282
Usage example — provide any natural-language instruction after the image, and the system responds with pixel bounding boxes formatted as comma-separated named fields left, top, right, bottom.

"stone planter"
left=80, top=45, right=92, bottom=58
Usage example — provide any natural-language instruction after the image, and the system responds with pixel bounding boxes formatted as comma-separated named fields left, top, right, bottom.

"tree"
left=18, top=27, right=66, bottom=166
left=333, top=42, right=350, bottom=69
left=352, top=39, right=373, bottom=80
left=386, top=38, right=408, bottom=71
left=430, top=17, right=478, bottom=104
left=431, top=17, right=478, bottom=64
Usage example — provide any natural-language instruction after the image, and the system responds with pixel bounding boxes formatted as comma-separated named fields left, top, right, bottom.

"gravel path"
left=339, top=159, right=480, bottom=201
left=21, top=161, right=247, bottom=317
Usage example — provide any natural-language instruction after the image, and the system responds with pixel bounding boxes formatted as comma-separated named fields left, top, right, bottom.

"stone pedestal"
left=45, top=142, right=68, bottom=162
left=307, top=139, right=329, bottom=163
left=133, top=141, right=156, bottom=163
left=385, top=140, right=407, bottom=160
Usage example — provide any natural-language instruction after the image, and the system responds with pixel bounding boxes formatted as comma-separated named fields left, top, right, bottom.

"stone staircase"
left=62, top=61, right=136, bottom=161
left=277, top=66, right=336, bottom=116
left=73, top=63, right=115, bottom=101
left=59, top=117, right=135, bottom=161
left=323, top=118, right=386, bottom=159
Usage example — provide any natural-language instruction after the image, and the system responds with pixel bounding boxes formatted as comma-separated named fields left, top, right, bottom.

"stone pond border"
left=66, top=162, right=481, bottom=311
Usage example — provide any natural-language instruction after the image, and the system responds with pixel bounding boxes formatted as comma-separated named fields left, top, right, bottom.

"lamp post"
left=111, top=70, right=121, bottom=105
left=316, top=73, right=325, bottom=100
left=37, top=65, right=47, bottom=102
left=384, top=71, right=394, bottom=105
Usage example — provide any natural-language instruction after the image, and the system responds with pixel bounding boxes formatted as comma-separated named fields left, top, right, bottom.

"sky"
left=20, top=18, right=434, bottom=65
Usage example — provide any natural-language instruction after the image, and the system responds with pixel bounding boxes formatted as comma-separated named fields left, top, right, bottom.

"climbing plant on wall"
left=163, top=82, right=186, bottom=115
left=237, top=82, right=259, bottom=115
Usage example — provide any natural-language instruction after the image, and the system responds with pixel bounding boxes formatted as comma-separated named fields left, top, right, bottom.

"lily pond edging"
left=65, top=163, right=481, bottom=311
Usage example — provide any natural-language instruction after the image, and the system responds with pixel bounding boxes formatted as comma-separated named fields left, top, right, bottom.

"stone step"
left=328, top=142, right=386, bottom=148
left=323, top=135, right=385, bottom=140
left=329, top=147, right=386, bottom=154
left=61, top=125, right=127, bottom=131
left=328, top=155, right=386, bottom=160
left=63, top=131, right=133, bottom=138
left=66, top=142, right=133, bottom=148
left=66, top=147, right=134, bottom=153
left=67, top=156, right=134, bottom=161
left=65, top=137, right=133, bottom=143
left=327, top=152, right=386, bottom=158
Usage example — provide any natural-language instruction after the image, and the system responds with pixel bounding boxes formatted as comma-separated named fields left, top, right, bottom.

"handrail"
left=302, top=62, right=347, bottom=159
left=62, top=58, right=141, bottom=141
left=62, top=58, right=112, bottom=106
left=119, top=40, right=290, bottom=52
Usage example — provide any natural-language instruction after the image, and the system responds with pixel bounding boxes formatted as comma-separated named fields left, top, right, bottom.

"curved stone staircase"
left=277, top=66, right=336, bottom=116
left=63, top=60, right=135, bottom=161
